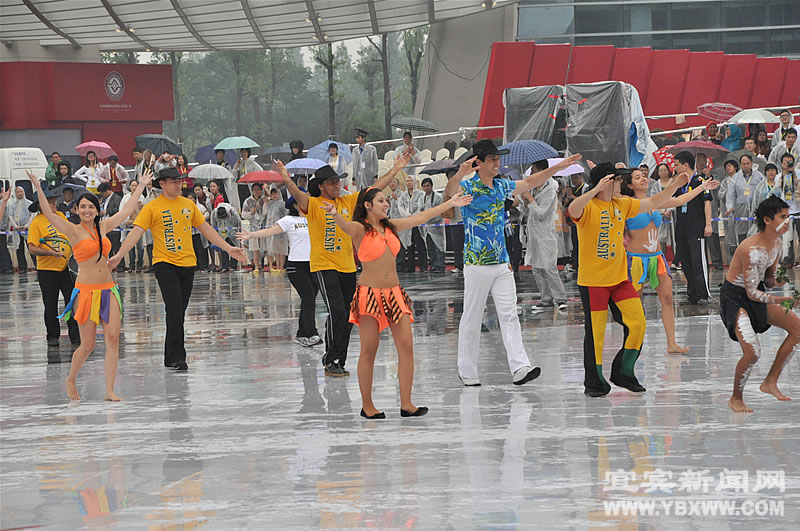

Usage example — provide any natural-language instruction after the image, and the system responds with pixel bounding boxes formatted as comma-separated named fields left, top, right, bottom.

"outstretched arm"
left=107, top=226, right=145, bottom=269
left=103, top=169, right=153, bottom=231
left=237, top=224, right=284, bottom=241
left=444, top=156, right=477, bottom=198
left=393, top=192, right=472, bottom=233
left=0, top=188, right=8, bottom=221
left=513, top=154, right=583, bottom=196
left=568, top=176, right=613, bottom=219
left=320, top=202, right=364, bottom=239
left=275, top=160, right=309, bottom=214
left=26, top=170, right=79, bottom=239
left=197, top=222, right=249, bottom=264
left=373, top=151, right=412, bottom=191
left=659, top=177, right=718, bottom=208
left=638, top=173, right=689, bottom=212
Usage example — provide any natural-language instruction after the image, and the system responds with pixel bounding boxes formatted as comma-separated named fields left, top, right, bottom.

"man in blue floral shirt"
left=445, top=139, right=581, bottom=386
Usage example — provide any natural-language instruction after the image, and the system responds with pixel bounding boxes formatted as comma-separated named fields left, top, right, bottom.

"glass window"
left=518, top=5, right=574, bottom=39
left=768, top=0, right=800, bottom=26
left=721, top=1, right=765, bottom=28
left=670, top=1, right=721, bottom=31
left=770, top=28, right=800, bottom=55
left=574, top=5, right=623, bottom=35
left=672, top=32, right=721, bottom=52
left=720, top=29, right=768, bottom=55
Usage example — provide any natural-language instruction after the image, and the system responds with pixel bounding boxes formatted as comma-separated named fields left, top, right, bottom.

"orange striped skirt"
left=349, top=285, right=413, bottom=332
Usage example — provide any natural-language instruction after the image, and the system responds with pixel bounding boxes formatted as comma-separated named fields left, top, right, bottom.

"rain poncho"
left=397, top=183, right=424, bottom=248
left=5, top=193, right=32, bottom=250
left=416, top=190, right=445, bottom=251
left=388, top=188, right=411, bottom=246
left=726, top=169, right=765, bottom=242
left=241, top=193, right=267, bottom=251
left=233, top=157, right=262, bottom=178
left=720, top=125, right=743, bottom=152
left=521, top=178, right=559, bottom=269
left=746, top=176, right=783, bottom=237
left=265, top=191, right=288, bottom=255
left=717, top=177, right=738, bottom=251
left=211, top=202, right=241, bottom=243
left=647, top=178, right=675, bottom=245
left=324, top=153, right=347, bottom=175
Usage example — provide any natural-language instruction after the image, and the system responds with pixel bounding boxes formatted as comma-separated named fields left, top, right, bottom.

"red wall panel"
left=0, top=62, right=55, bottom=129
left=674, top=51, right=726, bottom=130
left=717, top=54, right=758, bottom=108
left=566, top=46, right=616, bottom=84
left=779, top=61, right=800, bottom=108
left=644, top=50, right=691, bottom=117
left=478, top=42, right=535, bottom=140
left=528, top=44, right=573, bottom=86
left=609, top=47, right=654, bottom=108
left=749, top=57, right=788, bottom=109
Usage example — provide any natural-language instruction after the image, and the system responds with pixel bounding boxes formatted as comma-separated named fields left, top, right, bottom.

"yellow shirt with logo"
left=304, top=193, right=359, bottom=273
left=27, top=212, right=72, bottom=272
left=572, top=196, right=640, bottom=287
left=134, top=195, right=205, bottom=267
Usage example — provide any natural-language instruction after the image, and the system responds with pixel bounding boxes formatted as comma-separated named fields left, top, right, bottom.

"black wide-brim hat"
left=154, top=167, right=181, bottom=189
left=588, top=162, right=633, bottom=188
left=471, top=139, right=510, bottom=160
left=308, top=165, right=348, bottom=197
left=29, top=188, right=59, bottom=212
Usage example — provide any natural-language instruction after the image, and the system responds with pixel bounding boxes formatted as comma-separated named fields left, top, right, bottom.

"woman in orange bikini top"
left=322, top=186, right=472, bottom=420
left=28, top=168, right=153, bottom=403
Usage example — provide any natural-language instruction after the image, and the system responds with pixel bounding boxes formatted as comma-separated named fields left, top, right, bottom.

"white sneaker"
left=512, top=366, right=541, bottom=385
left=557, top=301, right=568, bottom=310
left=452, top=268, right=460, bottom=273
left=308, top=335, right=323, bottom=346
left=531, top=301, right=555, bottom=311
left=458, top=375, right=481, bottom=387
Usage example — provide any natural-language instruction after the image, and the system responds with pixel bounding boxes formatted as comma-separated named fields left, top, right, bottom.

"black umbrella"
left=420, top=159, right=456, bottom=175
left=135, top=134, right=181, bottom=155
left=391, top=117, right=438, bottom=133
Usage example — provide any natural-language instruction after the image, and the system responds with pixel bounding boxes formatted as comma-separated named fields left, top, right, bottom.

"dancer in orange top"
left=28, top=168, right=153, bottom=401
left=322, top=187, right=472, bottom=419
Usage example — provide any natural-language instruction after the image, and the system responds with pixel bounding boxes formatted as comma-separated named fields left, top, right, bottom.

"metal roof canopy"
left=1, top=0, right=514, bottom=51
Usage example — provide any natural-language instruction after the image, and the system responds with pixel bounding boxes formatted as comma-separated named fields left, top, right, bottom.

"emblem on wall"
left=104, top=71, right=125, bottom=101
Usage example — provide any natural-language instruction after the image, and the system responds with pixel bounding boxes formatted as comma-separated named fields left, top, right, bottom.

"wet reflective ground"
left=1, top=269, right=799, bottom=529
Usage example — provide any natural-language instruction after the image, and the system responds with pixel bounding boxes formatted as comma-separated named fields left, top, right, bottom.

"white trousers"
left=458, top=263, right=531, bottom=379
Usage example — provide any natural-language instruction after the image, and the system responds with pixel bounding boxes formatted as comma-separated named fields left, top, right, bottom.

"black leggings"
left=286, top=260, right=319, bottom=338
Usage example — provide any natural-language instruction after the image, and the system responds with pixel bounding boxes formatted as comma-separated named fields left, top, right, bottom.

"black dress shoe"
left=610, top=373, right=646, bottom=393
left=679, top=299, right=697, bottom=306
left=400, top=406, right=428, bottom=417
left=584, top=386, right=611, bottom=398
left=324, top=362, right=349, bottom=377
left=166, top=362, right=189, bottom=371
left=360, top=409, right=386, bottom=419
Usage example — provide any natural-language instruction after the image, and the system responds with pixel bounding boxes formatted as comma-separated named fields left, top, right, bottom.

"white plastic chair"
left=435, top=148, right=449, bottom=161
left=454, top=147, right=468, bottom=158
left=383, top=149, right=395, bottom=162
left=420, top=149, right=432, bottom=163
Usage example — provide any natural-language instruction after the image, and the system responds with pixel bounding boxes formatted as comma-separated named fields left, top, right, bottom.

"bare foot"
left=104, top=392, right=123, bottom=402
left=728, top=397, right=753, bottom=413
left=667, top=343, right=690, bottom=354
left=66, top=378, right=80, bottom=401
left=760, top=381, right=791, bottom=401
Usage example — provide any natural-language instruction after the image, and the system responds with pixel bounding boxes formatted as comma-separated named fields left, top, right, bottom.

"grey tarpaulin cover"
left=504, top=81, right=656, bottom=169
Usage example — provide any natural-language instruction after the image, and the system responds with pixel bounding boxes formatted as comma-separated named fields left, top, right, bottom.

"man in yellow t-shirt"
left=24, top=188, right=80, bottom=347
left=278, top=153, right=410, bottom=377
left=568, top=162, right=686, bottom=397
left=108, top=168, right=248, bottom=371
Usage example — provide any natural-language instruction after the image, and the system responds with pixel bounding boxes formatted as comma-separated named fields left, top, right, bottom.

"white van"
left=0, top=147, right=47, bottom=196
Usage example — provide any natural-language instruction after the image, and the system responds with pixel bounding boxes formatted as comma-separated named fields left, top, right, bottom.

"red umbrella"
left=653, top=146, right=676, bottom=173
left=667, top=140, right=729, bottom=158
left=697, top=102, right=742, bottom=122
left=75, top=141, right=116, bottom=159
left=236, top=170, right=283, bottom=184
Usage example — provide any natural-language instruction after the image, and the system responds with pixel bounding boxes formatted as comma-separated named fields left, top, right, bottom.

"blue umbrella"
left=286, top=158, right=326, bottom=174
left=194, top=144, right=238, bottom=166
left=499, top=140, right=558, bottom=167
left=307, top=141, right=352, bottom=164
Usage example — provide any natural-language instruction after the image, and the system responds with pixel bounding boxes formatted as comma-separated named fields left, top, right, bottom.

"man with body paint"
left=720, top=195, right=800, bottom=413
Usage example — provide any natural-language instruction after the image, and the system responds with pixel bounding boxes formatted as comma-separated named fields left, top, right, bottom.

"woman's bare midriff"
left=627, top=222, right=660, bottom=255
left=72, top=236, right=115, bottom=285
left=356, top=246, right=401, bottom=289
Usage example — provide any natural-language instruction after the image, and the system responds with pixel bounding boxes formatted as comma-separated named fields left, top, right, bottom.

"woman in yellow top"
left=28, top=168, right=153, bottom=401
left=322, top=187, right=472, bottom=419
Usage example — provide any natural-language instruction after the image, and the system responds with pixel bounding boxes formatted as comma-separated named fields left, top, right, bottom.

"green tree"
left=402, top=27, right=428, bottom=112
left=100, top=51, right=138, bottom=64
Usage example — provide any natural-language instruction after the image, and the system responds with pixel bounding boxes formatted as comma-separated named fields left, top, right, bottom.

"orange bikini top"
left=358, top=227, right=401, bottom=262
left=73, top=224, right=111, bottom=262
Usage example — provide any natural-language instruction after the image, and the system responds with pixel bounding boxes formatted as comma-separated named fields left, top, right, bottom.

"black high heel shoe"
left=360, top=409, right=386, bottom=419
left=400, top=406, right=428, bottom=417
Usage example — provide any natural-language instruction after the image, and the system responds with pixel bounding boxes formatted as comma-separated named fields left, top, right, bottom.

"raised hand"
left=0, top=188, right=9, bottom=203
left=556, top=153, right=582, bottom=169
left=447, top=192, right=473, bottom=208
left=594, top=175, right=615, bottom=193
left=274, top=159, right=290, bottom=179
left=236, top=230, right=251, bottom=242
left=457, top=156, right=477, bottom=178
left=320, top=202, right=337, bottom=215
left=139, top=168, right=154, bottom=187
left=393, top=151, right=412, bottom=170
left=228, top=246, right=249, bottom=264
left=673, top=172, right=690, bottom=188
left=702, top=178, right=720, bottom=191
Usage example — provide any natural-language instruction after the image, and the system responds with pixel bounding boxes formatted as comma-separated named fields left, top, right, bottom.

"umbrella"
left=697, top=102, right=742, bottom=122
left=546, top=158, right=585, bottom=177
left=653, top=146, right=676, bottom=173
left=75, top=141, right=116, bottom=159
left=667, top=140, right=729, bottom=157
left=391, top=117, right=438, bottom=133
left=262, top=146, right=292, bottom=155
left=237, top=170, right=283, bottom=184
left=420, top=159, right=456, bottom=175
left=135, top=134, right=181, bottom=155
left=499, top=140, right=558, bottom=167
left=286, top=158, right=326, bottom=174
left=307, top=141, right=353, bottom=164
left=194, top=144, right=238, bottom=166
left=214, top=136, right=260, bottom=151
left=188, top=164, right=235, bottom=181
left=53, top=182, right=89, bottom=199
left=729, top=109, right=781, bottom=124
